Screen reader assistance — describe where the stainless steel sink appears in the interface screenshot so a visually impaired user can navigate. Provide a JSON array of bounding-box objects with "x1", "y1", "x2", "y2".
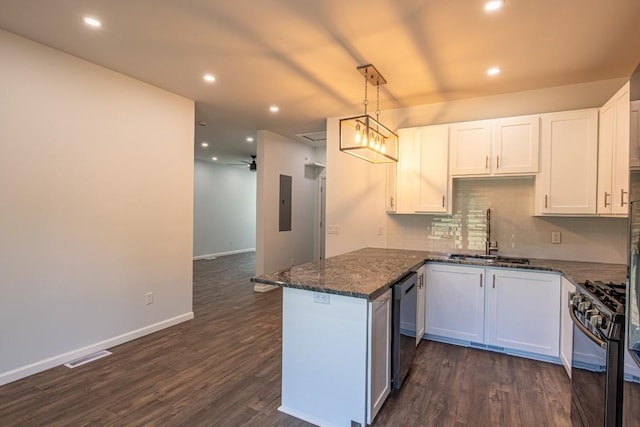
[{"x1": 446, "y1": 253, "x2": 530, "y2": 265}]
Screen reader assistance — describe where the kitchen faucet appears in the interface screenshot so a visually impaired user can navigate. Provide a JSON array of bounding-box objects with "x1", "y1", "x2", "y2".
[{"x1": 485, "y1": 208, "x2": 499, "y2": 255}]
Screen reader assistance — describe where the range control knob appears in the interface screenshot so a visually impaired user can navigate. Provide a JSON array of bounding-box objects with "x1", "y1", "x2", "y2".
[
  {"x1": 579, "y1": 301, "x2": 591, "y2": 313},
  {"x1": 600, "y1": 315, "x2": 609, "y2": 329}
]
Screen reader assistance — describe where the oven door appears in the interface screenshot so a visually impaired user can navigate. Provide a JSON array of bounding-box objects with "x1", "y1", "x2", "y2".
[{"x1": 570, "y1": 306, "x2": 608, "y2": 427}]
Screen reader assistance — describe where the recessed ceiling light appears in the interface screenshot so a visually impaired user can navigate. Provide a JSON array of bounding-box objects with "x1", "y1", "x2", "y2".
[
  {"x1": 484, "y1": 0, "x2": 504, "y2": 12},
  {"x1": 246, "y1": 137, "x2": 254, "y2": 142},
  {"x1": 269, "y1": 105, "x2": 279, "y2": 113},
  {"x1": 83, "y1": 17, "x2": 102, "y2": 28},
  {"x1": 487, "y1": 67, "x2": 501, "y2": 76},
  {"x1": 211, "y1": 156, "x2": 218, "y2": 161},
  {"x1": 203, "y1": 74, "x2": 216, "y2": 83},
  {"x1": 201, "y1": 142, "x2": 209, "y2": 147}
]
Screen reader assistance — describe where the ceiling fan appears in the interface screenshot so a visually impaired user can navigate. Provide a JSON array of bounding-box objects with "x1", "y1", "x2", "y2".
[{"x1": 227, "y1": 155, "x2": 257, "y2": 171}]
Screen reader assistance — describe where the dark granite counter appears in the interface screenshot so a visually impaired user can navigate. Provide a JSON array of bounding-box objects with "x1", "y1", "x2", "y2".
[{"x1": 250, "y1": 247, "x2": 627, "y2": 300}]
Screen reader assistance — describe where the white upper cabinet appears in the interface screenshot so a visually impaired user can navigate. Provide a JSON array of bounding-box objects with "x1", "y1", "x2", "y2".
[
  {"x1": 630, "y1": 100, "x2": 640, "y2": 170},
  {"x1": 450, "y1": 115, "x2": 539, "y2": 176},
  {"x1": 493, "y1": 116, "x2": 540, "y2": 174},
  {"x1": 535, "y1": 109, "x2": 599, "y2": 215},
  {"x1": 415, "y1": 125, "x2": 450, "y2": 213},
  {"x1": 385, "y1": 162, "x2": 397, "y2": 212},
  {"x1": 449, "y1": 120, "x2": 492, "y2": 175},
  {"x1": 597, "y1": 82, "x2": 630, "y2": 216},
  {"x1": 390, "y1": 125, "x2": 450, "y2": 214}
]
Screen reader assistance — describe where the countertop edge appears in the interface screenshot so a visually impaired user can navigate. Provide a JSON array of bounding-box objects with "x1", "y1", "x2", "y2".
[{"x1": 251, "y1": 250, "x2": 626, "y2": 301}]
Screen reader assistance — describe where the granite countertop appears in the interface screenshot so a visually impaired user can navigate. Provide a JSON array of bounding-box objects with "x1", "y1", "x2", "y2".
[{"x1": 250, "y1": 247, "x2": 628, "y2": 300}]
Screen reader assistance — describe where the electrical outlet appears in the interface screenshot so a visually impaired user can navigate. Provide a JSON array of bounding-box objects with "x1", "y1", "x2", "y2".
[
  {"x1": 327, "y1": 225, "x2": 340, "y2": 234},
  {"x1": 377, "y1": 225, "x2": 384, "y2": 236},
  {"x1": 145, "y1": 292, "x2": 154, "y2": 305},
  {"x1": 551, "y1": 231, "x2": 561, "y2": 244},
  {"x1": 313, "y1": 293, "x2": 330, "y2": 304}
]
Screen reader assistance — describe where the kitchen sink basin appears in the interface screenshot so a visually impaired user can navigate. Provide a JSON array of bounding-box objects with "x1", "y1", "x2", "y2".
[{"x1": 446, "y1": 253, "x2": 530, "y2": 265}]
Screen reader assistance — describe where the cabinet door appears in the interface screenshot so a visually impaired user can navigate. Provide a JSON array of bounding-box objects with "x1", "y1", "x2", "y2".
[
  {"x1": 449, "y1": 120, "x2": 492, "y2": 176},
  {"x1": 597, "y1": 100, "x2": 615, "y2": 214},
  {"x1": 493, "y1": 115, "x2": 539, "y2": 175},
  {"x1": 611, "y1": 83, "x2": 630, "y2": 214},
  {"x1": 415, "y1": 125, "x2": 450, "y2": 213},
  {"x1": 416, "y1": 265, "x2": 426, "y2": 345},
  {"x1": 385, "y1": 163, "x2": 397, "y2": 212},
  {"x1": 560, "y1": 277, "x2": 576, "y2": 378},
  {"x1": 630, "y1": 101, "x2": 640, "y2": 169},
  {"x1": 394, "y1": 128, "x2": 418, "y2": 213},
  {"x1": 367, "y1": 289, "x2": 391, "y2": 424},
  {"x1": 425, "y1": 264, "x2": 485, "y2": 343},
  {"x1": 485, "y1": 269, "x2": 561, "y2": 357},
  {"x1": 598, "y1": 83, "x2": 630, "y2": 215},
  {"x1": 537, "y1": 109, "x2": 598, "y2": 215}
]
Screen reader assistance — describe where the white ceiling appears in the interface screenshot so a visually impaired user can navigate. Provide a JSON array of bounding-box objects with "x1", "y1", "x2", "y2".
[{"x1": 1, "y1": 0, "x2": 639, "y2": 164}]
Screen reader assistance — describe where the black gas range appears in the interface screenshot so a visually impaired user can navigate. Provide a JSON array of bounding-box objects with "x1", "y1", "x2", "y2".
[{"x1": 570, "y1": 280, "x2": 626, "y2": 427}]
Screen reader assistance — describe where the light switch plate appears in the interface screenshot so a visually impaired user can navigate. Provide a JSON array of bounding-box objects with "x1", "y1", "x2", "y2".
[
  {"x1": 327, "y1": 225, "x2": 339, "y2": 234},
  {"x1": 551, "y1": 231, "x2": 561, "y2": 244}
]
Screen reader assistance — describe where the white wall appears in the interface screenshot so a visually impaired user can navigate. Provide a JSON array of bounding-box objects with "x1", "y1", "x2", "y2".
[
  {"x1": 0, "y1": 30, "x2": 194, "y2": 384},
  {"x1": 193, "y1": 160, "x2": 256, "y2": 258},
  {"x1": 255, "y1": 131, "x2": 319, "y2": 276},
  {"x1": 326, "y1": 78, "x2": 629, "y2": 261}
]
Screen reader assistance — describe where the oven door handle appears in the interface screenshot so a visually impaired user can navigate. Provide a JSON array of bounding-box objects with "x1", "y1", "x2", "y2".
[{"x1": 569, "y1": 304, "x2": 607, "y2": 349}]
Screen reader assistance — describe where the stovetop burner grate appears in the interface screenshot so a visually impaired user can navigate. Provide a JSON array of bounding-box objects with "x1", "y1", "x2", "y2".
[{"x1": 580, "y1": 280, "x2": 626, "y2": 314}]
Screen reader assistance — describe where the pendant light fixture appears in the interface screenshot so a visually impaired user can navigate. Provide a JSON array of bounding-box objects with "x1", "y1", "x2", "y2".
[{"x1": 339, "y1": 64, "x2": 398, "y2": 163}]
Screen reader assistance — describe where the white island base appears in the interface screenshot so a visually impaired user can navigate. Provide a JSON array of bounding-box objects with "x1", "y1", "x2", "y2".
[{"x1": 279, "y1": 287, "x2": 392, "y2": 427}]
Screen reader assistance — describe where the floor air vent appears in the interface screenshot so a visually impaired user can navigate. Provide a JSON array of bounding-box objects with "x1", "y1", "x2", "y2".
[{"x1": 64, "y1": 350, "x2": 112, "y2": 368}]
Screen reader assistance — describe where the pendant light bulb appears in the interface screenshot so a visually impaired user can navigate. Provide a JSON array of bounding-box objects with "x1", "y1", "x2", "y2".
[{"x1": 354, "y1": 123, "x2": 361, "y2": 143}]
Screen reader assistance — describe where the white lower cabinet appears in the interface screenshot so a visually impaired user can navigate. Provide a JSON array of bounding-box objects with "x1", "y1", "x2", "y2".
[
  {"x1": 367, "y1": 289, "x2": 392, "y2": 424},
  {"x1": 560, "y1": 277, "x2": 576, "y2": 377},
  {"x1": 416, "y1": 265, "x2": 426, "y2": 345},
  {"x1": 425, "y1": 264, "x2": 485, "y2": 343},
  {"x1": 425, "y1": 263, "x2": 562, "y2": 360},
  {"x1": 281, "y1": 287, "x2": 391, "y2": 426},
  {"x1": 485, "y1": 268, "x2": 561, "y2": 357}
]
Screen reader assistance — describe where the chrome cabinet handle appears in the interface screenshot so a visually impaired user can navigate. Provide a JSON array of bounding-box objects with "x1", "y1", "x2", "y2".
[
  {"x1": 442, "y1": 195, "x2": 445, "y2": 208},
  {"x1": 492, "y1": 275, "x2": 496, "y2": 289},
  {"x1": 622, "y1": 189, "x2": 628, "y2": 207},
  {"x1": 545, "y1": 195, "x2": 548, "y2": 209},
  {"x1": 485, "y1": 156, "x2": 489, "y2": 170},
  {"x1": 390, "y1": 196, "x2": 394, "y2": 208},
  {"x1": 604, "y1": 192, "x2": 611, "y2": 208},
  {"x1": 496, "y1": 155, "x2": 500, "y2": 169},
  {"x1": 480, "y1": 273, "x2": 483, "y2": 287}
]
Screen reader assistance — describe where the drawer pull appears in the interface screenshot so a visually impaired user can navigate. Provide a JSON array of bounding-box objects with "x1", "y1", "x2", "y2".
[
  {"x1": 622, "y1": 189, "x2": 628, "y2": 207},
  {"x1": 480, "y1": 273, "x2": 483, "y2": 287}
]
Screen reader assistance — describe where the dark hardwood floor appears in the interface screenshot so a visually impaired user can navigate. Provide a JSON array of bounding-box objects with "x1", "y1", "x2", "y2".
[{"x1": 0, "y1": 252, "x2": 571, "y2": 426}]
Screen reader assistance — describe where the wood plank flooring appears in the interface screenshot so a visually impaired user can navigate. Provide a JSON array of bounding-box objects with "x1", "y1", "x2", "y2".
[{"x1": 0, "y1": 252, "x2": 571, "y2": 426}]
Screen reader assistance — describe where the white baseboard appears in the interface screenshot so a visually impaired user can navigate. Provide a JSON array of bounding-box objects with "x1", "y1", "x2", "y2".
[
  {"x1": 193, "y1": 248, "x2": 256, "y2": 260},
  {"x1": 253, "y1": 283, "x2": 279, "y2": 293},
  {"x1": 0, "y1": 312, "x2": 194, "y2": 386}
]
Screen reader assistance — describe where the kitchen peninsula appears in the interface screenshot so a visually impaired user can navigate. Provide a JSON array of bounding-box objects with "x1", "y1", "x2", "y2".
[{"x1": 251, "y1": 247, "x2": 626, "y2": 427}]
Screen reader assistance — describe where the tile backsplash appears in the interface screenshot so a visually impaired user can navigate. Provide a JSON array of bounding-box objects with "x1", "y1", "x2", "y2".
[{"x1": 387, "y1": 177, "x2": 627, "y2": 264}]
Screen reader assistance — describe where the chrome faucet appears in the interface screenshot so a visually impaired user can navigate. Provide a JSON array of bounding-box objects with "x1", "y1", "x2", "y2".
[{"x1": 485, "y1": 208, "x2": 499, "y2": 255}]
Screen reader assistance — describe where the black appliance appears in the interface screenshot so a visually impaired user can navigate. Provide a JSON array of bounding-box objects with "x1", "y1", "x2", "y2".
[
  {"x1": 570, "y1": 280, "x2": 625, "y2": 427},
  {"x1": 626, "y1": 200, "x2": 640, "y2": 425},
  {"x1": 392, "y1": 271, "x2": 417, "y2": 390}
]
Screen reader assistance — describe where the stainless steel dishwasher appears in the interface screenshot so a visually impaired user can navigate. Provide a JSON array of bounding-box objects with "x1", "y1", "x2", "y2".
[{"x1": 392, "y1": 271, "x2": 418, "y2": 390}]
